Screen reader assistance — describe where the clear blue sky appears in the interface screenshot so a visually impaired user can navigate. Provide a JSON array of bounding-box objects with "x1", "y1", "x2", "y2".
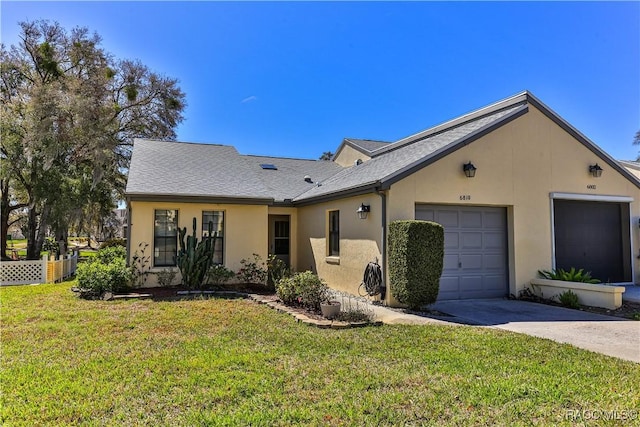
[{"x1": 2, "y1": 1, "x2": 639, "y2": 161}]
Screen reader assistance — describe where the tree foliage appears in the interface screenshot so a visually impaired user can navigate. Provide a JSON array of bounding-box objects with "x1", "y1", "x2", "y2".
[
  {"x1": 0, "y1": 20, "x2": 186, "y2": 259},
  {"x1": 319, "y1": 151, "x2": 334, "y2": 161}
]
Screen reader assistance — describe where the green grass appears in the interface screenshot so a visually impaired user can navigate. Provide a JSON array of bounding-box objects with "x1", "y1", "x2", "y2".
[{"x1": 1, "y1": 283, "x2": 638, "y2": 426}]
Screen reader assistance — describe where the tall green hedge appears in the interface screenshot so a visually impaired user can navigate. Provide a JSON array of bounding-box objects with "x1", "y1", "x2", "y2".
[{"x1": 388, "y1": 220, "x2": 444, "y2": 309}]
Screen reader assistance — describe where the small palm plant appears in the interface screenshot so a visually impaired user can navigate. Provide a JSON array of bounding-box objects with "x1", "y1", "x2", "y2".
[{"x1": 538, "y1": 267, "x2": 600, "y2": 284}]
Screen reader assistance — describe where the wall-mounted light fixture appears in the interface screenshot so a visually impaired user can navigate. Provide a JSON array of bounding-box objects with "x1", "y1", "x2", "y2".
[
  {"x1": 463, "y1": 162, "x2": 477, "y2": 178},
  {"x1": 589, "y1": 163, "x2": 603, "y2": 178},
  {"x1": 356, "y1": 203, "x2": 370, "y2": 220}
]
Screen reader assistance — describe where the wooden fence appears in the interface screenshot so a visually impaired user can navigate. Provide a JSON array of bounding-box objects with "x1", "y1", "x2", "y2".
[{"x1": 1, "y1": 254, "x2": 78, "y2": 286}]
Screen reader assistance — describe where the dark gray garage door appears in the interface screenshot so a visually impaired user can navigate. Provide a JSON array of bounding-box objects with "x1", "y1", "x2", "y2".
[
  {"x1": 553, "y1": 200, "x2": 631, "y2": 283},
  {"x1": 415, "y1": 205, "x2": 508, "y2": 300}
]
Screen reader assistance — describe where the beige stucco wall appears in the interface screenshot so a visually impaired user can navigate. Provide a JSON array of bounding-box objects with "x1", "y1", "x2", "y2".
[
  {"x1": 128, "y1": 201, "x2": 269, "y2": 286},
  {"x1": 333, "y1": 144, "x2": 371, "y2": 167},
  {"x1": 387, "y1": 104, "x2": 640, "y2": 299},
  {"x1": 296, "y1": 194, "x2": 382, "y2": 296}
]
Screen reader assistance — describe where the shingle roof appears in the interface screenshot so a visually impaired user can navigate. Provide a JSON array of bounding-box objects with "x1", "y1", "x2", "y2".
[
  {"x1": 241, "y1": 155, "x2": 344, "y2": 201},
  {"x1": 126, "y1": 91, "x2": 640, "y2": 204},
  {"x1": 343, "y1": 138, "x2": 391, "y2": 154},
  {"x1": 125, "y1": 139, "x2": 344, "y2": 202},
  {"x1": 294, "y1": 104, "x2": 527, "y2": 202}
]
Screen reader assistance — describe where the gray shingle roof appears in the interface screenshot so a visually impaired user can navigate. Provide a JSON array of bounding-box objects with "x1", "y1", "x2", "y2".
[
  {"x1": 126, "y1": 139, "x2": 344, "y2": 202},
  {"x1": 343, "y1": 138, "x2": 391, "y2": 154},
  {"x1": 126, "y1": 91, "x2": 640, "y2": 204},
  {"x1": 241, "y1": 155, "x2": 344, "y2": 201},
  {"x1": 294, "y1": 104, "x2": 527, "y2": 202}
]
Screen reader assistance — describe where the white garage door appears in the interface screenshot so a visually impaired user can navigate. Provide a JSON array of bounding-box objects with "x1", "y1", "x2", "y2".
[{"x1": 415, "y1": 205, "x2": 508, "y2": 300}]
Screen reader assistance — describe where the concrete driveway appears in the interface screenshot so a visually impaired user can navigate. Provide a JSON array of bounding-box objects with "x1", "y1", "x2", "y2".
[{"x1": 430, "y1": 299, "x2": 640, "y2": 363}]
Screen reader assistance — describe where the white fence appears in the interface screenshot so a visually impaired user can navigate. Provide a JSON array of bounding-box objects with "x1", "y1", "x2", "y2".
[{"x1": 1, "y1": 254, "x2": 78, "y2": 286}]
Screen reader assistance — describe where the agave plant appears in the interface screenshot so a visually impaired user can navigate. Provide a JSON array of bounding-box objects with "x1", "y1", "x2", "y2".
[{"x1": 538, "y1": 267, "x2": 600, "y2": 284}]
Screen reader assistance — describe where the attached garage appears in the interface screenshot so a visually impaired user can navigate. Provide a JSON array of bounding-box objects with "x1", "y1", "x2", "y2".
[
  {"x1": 415, "y1": 205, "x2": 508, "y2": 300},
  {"x1": 552, "y1": 197, "x2": 632, "y2": 283}
]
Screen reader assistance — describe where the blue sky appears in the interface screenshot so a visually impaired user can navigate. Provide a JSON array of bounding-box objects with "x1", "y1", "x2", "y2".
[{"x1": 2, "y1": 1, "x2": 639, "y2": 161}]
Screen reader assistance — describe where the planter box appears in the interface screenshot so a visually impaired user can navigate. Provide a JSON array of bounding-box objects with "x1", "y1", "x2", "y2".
[
  {"x1": 320, "y1": 301, "x2": 341, "y2": 319},
  {"x1": 530, "y1": 278, "x2": 625, "y2": 310}
]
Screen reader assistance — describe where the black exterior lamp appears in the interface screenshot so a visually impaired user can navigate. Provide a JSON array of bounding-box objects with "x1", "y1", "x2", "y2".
[
  {"x1": 356, "y1": 203, "x2": 370, "y2": 220},
  {"x1": 589, "y1": 163, "x2": 603, "y2": 178},
  {"x1": 463, "y1": 162, "x2": 477, "y2": 178}
]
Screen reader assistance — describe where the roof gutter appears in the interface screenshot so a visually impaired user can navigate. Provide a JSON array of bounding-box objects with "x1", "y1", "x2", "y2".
[
  {"x1": 126, "y1": 194, "x2": 275, "y2": 205},
  {"x1": 292, "y1": 182, "x2": 381, "y2": 207}
]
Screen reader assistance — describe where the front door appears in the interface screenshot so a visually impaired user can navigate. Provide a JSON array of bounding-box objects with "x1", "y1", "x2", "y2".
[{"x1": 269, "y1": 215, "x2": 290, "y2": 267}]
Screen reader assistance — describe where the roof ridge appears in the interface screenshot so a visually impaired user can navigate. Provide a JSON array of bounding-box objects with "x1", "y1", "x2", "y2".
[
  {"x1": 134, "y1": 138, "x2": 231, "y2": 148},
  {"x1": 242, "y1": 154, "x2": 322, "y2": 162},
  {"x1": 370, "y1": 91, "x2": 530, "y2": 157}
]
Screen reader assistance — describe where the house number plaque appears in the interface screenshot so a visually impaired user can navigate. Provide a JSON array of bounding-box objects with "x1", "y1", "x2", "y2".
[
  {"x1": 587, "y1": 185, "x2": 596, "y2": 190},
  {"x1": 459, "y1": 195, "x2": 471, "y2": 201}
]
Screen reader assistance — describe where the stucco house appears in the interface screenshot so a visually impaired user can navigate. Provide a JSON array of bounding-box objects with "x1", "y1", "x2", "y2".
[{"x1": 125, "y1": 91, "x2": 640, "y2": 305}]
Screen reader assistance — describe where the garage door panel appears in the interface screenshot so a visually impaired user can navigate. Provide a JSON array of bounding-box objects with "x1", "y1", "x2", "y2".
[
  {"x1": 439, "y1": 276, "x2": 460, "y2": 299},
  {"x1": 460, "y1": 276, "x2": 483, "y2": 291},
  {"x1": 461, "y1": 232, "x2": 482, "y2": 249},
  {"x1": 483, "y1": 254, "x2": 505, "y2": 270},
  {"x1": 437, "y1": 211, "x2": 460, "y2": 227},
  {"x1": 415, "y1": 204, "x2": 508, "y2": 300},
  {"x1": 484, "y1": 232, "x2": 505, "y2": 249},
  {"x1": 461, "y1": 211, "x2": 482, "y2": 228},
  {"x1": 483, "y1": 211, "x2": 504, "y2": 228},
  {"x1": 460, "y1": 254, "x2": 482, "y2": 269},
  {"x1": 443, "y1": 254, "x2": 459, "y2": 270},
  {"x1": 484, "y1": 275, "x2": 507, "y2": 291},
  {"x1": 443, "y1": 232, "x2": 459, "y2": 249}
]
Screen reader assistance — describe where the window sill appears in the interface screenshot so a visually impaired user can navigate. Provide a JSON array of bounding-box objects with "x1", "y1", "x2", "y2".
[{"x1": 325, "y1": 256, "x2": 340, "y2": 265}]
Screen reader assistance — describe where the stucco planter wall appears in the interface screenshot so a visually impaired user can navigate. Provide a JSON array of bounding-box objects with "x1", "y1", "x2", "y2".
[{"x1": 529, "y1": 278, "x2": 625, "y2": 310}]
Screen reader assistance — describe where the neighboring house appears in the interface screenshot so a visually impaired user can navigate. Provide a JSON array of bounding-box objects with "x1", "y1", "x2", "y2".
[{"x1": 125, "y1": 91, "x2": 640, "y2": 305}]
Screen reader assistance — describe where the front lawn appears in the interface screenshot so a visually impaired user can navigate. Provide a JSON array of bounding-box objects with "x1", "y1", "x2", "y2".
[{"x1": 1, "y1": 283, "x2": 638, "y2": 425}]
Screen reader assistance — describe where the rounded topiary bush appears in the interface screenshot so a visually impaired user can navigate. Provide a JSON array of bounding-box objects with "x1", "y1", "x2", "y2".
[{"x1": 388, "y1": 220, "x2": 444, "y2": 310}]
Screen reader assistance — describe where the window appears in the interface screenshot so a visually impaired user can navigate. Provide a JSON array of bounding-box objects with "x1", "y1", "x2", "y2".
[
  {"x1": 202, "y1": 211, "x2": 224, "y2": 265},
  {"x1": 328, "y1": 210, "x2": 340, "y2": 256},
  {"x1": 154, "y1": 209, "x2": 178, "y2": 267},
  {"x1": 273, "y1": 220, "x2": 289, "y2": 255}
]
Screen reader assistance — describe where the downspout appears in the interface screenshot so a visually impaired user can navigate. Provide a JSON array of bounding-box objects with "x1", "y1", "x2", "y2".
[{"x1": 377, "y1": 189, "x2": 387, "y2": 303}]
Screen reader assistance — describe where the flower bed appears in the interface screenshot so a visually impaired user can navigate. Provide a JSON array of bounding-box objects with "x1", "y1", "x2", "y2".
[{"x1": 529, "y1": 278, "x2": 625, "y2": 310}]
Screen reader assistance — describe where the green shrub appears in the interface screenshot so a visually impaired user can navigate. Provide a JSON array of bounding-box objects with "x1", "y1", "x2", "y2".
[
  {"x1": 206, "y1": 264, "x2": 235, "y2": 286},
  {"x1": 156, "y1": 268, "x2": 177, "y2": 287},
  {"x1": 267, "y1": 254, "x2": 290, "y2": 287},
  {"x1": 557, "y1": 289, "x2": 580, "y2": 309},
  {"x1": 76, "y1": 257, "x2": 132, "y2": 296},
  {"x1": 95, "y1": 246, "x2": 127, "y2": 265},
  {"x1": 100, "y1": 238, "x2": 126, "y2": 249},
  {"x1": 275, "y1": 276, "x2": 298, "y2": 306},
  {"x1": 236, "y1": 254, "x2": 267, "y2": 285},
  {"x1": 388, "y1": 220, "x2": 444, "y2": 310},
  {"x1": 276, "y1": 271, "x2": 329, "y2": 312},
  {"x1": 538, "y1": 268, "x2": 600, "y2": 284}
]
